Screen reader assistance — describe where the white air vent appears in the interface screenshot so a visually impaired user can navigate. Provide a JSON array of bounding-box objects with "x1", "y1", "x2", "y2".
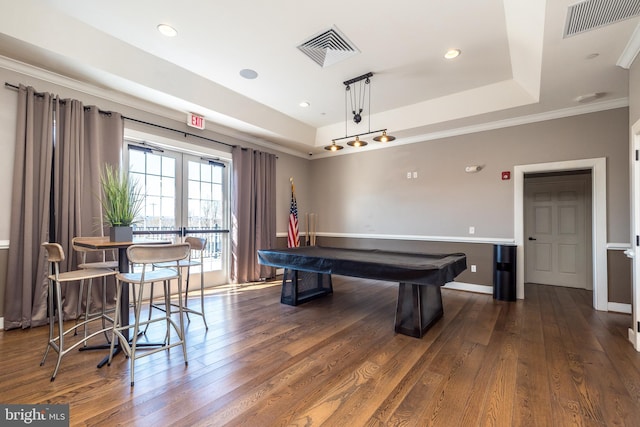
[
  {"x1": 564, "y1": 0, "x2": 640, "y2": 37},
  {"x1": 297, "y1": 26, "x2": 360, "y2": 67}
]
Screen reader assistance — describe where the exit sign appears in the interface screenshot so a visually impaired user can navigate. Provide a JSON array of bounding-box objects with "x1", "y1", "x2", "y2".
[{"x1": 187, "y1": 112, "x2": 205, "y2": 130}]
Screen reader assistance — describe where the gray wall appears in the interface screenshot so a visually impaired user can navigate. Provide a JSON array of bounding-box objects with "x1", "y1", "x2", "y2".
[
  {"x1": 275, "y1": 153, "x2": 312, "y2": 234},
  {"x1": 308, "y1": 108, "x2": 631, "y2": 302},
  {"x1": 609, "y1": 250, "x2": 632, "y2": 303},
  {"x1": 310, "y1": 109, "x2": 629, "y2": 242}
]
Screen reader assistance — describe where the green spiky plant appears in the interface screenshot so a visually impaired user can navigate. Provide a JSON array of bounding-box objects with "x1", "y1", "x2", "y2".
[{"x1": 100, "y1": 164, "x2": 143, "y2": 227}]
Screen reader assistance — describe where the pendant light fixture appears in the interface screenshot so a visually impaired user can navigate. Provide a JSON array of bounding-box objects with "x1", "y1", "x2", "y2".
[
  {"x1": 328, "y1": 72, "x2": 395, "y2": 151},
  {"x1": 324, "y1": 141, "x2": 344, "y2": 151},
  {"x1": 372, "y1": 130, "x2": 396, "y2": 142},
  {"x1": 347, "y1": 136, "x2": 367, "y2": 147}
]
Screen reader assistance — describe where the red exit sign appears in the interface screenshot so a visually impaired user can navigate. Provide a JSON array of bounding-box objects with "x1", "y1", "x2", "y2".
[{"x1": 187, "y1": 112, "x2": 205, "y2": 130}]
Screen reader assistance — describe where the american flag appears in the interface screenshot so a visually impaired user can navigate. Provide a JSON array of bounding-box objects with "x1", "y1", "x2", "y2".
[{"x1": 287, "y1": 185, "x2": 300, "y2": 248}]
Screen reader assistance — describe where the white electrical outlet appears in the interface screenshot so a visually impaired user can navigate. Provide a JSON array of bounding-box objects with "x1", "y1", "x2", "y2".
[
  {"x1": 413, "y1": 171, "x2": 418, "y2": 179},
  {"x1": 469, "y1": 226, "x2": 475, "y2": 234},
  {"x1": 471, "y1": 265, "x2": 477, "y2": 273},
  {"x1": 406, "y1": 172, "x2": 412, "y2": 179}
]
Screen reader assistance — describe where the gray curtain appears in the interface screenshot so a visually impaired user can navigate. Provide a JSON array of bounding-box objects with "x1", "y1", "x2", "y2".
[
  {"x1": 231, "y1": 147, "x2": 276, "y2": 283},
  {"x1": 53, "y1": 102, "x2": 122, "y2": 318},
  {"x1": 4, "y1": 86, "x2": 55, "y2": 329},
  {"x1": 4, "y1": 85, "x2": 122, "y2": 329}
]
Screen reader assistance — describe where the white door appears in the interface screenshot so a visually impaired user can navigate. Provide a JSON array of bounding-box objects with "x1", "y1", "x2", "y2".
[{"x1": 524, "y1": 174, "x2": 591, "y2": 289}]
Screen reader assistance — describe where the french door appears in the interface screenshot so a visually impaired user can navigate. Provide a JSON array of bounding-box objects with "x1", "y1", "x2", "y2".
[{"x1": 127, "y1": 143, "x2": 229, "y2": 285}]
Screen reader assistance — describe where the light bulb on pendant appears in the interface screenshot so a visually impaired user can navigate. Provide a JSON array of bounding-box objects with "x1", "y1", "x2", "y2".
[
  {"x1": 324, "y1": 141, "x2": 344, "y2": 151},
  {"x1": 347, "y1": 136, "x2": 367, "y2": 147},
  {"x1": 373, "y1": 130, "x2": 396, "y2": 143}
]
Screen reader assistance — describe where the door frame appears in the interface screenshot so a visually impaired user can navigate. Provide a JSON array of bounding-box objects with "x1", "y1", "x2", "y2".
[
  {"x1": 124, "y1": 129, "x2": 232, "y2": 286},
  {"x1": 514, "y1": 158, "x2": 607, "y2": 310},
  {"x1": 629, "y1": 120, "x2": 640, "y2": 351}
]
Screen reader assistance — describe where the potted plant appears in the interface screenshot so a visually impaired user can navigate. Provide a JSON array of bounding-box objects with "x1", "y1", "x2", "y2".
[{"x1": 100, "y1": 164, "x2": 144, "y2": 242}]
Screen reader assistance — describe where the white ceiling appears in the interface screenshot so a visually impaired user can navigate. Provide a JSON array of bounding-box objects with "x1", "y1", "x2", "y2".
[{"x1": 0, "y1": 0, "x2": 638, "y2": 156}]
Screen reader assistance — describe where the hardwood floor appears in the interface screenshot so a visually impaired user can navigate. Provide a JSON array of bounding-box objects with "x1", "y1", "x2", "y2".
[{"x1": 1, "y1": 278, "x2": 639, "y2": 426}]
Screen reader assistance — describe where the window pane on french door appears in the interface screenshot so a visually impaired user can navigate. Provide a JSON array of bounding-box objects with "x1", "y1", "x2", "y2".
[
  {"x1": 129, "y1": 149, "x2": 178, "y2": 231},
  {"x1": 187, "y1": 160, "x2": 225, "y2": 271},
  {"x1": 187, "y1": 161, "x2": 223, "y2": 229}
]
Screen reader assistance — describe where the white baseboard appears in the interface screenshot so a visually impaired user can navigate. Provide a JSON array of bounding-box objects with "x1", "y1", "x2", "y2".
[
  {"x1": 629, "y1": 328, "x2": 640, "y2": 352},
  {"x1": 0, "y1": 317, "x2": 4, "y2": 331},
  {"x1": 443, "y1": 281, "x2": 494, "y2": 295},
  {"x1": 608, "y1": 302, "x2": 632, "y2": 314},
  {"x1": 272, "y1": 272, "x2": 493, "y2": 296},
  {"x1": 273, "y1": 273, "x2": 494, "y2": 295}
]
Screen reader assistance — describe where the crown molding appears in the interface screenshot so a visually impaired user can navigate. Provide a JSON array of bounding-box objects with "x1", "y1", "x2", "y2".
[
  {"x1": 314, "y1": 97, "x2": 628, "y2": 158},
  {"x1": 399, "y1": 98, "x2": 629, "y2": 146},
  {"x1": 617, "y1": 23, "x2": 640, "y2": 69},
  {"x1": 1, "y1": 54, "x2": 629, "y2": 161},
  {"x1": 0, "y1": 55, "x2": 310, "y2": 159}
]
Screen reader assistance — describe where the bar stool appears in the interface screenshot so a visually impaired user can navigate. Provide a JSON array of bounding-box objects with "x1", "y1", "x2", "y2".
[
  {"x1": 148, "y1": 236, "x2": 208, "y2": 330},
  {"x1": 109, "y1": 243, "x2": 190, "y2": 386},
  {"x1": 40, "y1": 242, "x2": 117, "y2": 381},
  {"x1": 72, "y1": 237, "x2": 119, "y2": 341}
]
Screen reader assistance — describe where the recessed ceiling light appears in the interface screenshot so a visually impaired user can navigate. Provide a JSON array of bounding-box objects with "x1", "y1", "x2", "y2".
[
  {"x1": 239, "y1": 69, "x2": 258, "y2": 79},
  {"x1": 299, "y1": 101, "x2": 310, "y2": 108},
  {"x1": 444, "y1": 49, "x2": 461, "y2": 59},
  {"x1": 157, "y1": 24, "x2": 177, "y2": 37}
]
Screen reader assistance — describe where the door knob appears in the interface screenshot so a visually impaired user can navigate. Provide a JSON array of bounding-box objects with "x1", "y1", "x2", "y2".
[{"x1": 528, "y1": 237, "x2": 537, "y2": 241}]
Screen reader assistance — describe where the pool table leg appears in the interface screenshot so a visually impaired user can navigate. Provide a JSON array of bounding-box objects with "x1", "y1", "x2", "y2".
[
  {"x1": 280, "y1": 269, "x2": 333, "y2": 306},
  {"x1": 394, "y1": 283, "x2": 443, "y2": 338}
]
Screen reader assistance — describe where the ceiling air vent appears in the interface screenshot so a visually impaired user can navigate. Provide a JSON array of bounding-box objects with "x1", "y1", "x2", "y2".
[
  {"x1": 297, "y1": 26, "x2": 360, "y2": 67},
  {"x1": 564, "y1": 0, "x2": 640, "y2": 37}
]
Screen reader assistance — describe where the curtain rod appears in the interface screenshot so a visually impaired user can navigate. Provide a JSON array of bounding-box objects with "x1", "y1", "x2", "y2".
[
  {"x1": 5, "y1": 82, "x2": 111, "y2": 113},
  {"x1": 122, "y1": 116, "x2": 235, "y2": 149},
  {"x1": 5, "y1": 82, "x2": 236, "y2": 149}
]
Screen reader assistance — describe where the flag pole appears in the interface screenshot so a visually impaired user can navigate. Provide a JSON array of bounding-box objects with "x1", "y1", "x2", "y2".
[{"x1": 305, "y1": 213, "x2": 309, "y2": 246}]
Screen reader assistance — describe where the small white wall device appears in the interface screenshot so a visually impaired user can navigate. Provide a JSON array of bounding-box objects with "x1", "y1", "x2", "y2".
[{"x1": 465, "y1": 165, "x2": 482, "y2": 173}]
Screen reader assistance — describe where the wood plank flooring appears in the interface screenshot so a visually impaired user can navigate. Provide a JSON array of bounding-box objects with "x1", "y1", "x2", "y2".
[{"x1": 1, "y1": 278, "x2": 639, "y2": 426}]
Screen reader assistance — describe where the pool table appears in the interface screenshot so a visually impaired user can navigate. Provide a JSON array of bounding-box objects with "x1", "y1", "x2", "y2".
[{"x1": 257, "y1": 246, "x2": 467, "y2": 338}]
